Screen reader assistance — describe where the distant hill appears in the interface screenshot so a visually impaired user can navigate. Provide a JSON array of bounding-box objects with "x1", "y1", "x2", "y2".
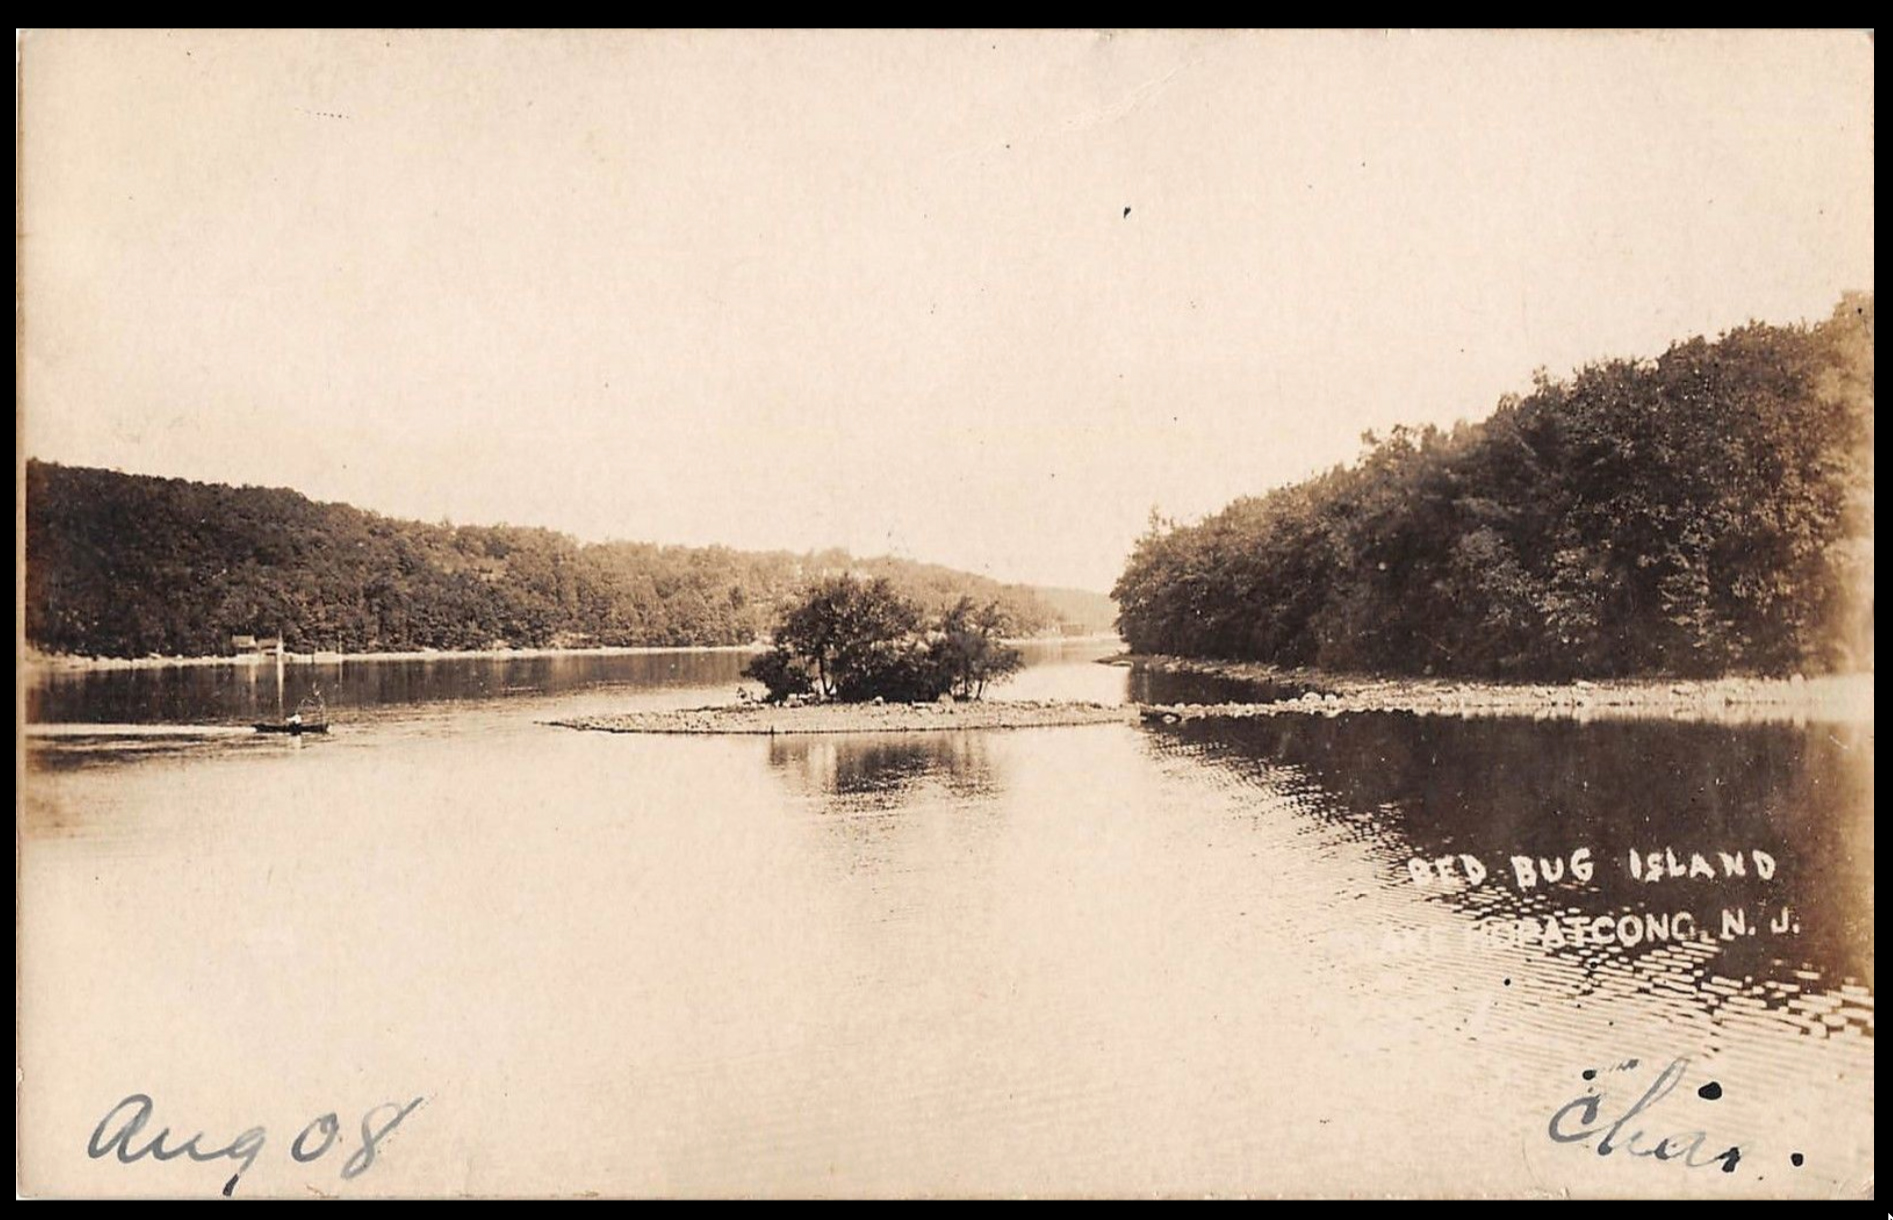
[
  {"x1": 1023, "y1": 585, "x2": 1120, "y2": 636},
  {"x1": 23, "y1": 462, "x2": 1113, "y2": 658}
]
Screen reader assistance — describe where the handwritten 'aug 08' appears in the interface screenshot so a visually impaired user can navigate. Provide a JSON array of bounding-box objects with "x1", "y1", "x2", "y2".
[{"x1": 87, "y1": 1092, "x2": 424, "y2": 1197}]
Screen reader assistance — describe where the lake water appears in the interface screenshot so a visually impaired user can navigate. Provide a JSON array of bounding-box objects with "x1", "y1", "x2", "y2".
[{"x1": 20, "y1": 643, "x2": 1874, "y2": 1197}]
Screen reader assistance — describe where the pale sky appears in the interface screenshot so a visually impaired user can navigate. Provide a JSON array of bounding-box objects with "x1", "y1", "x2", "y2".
[{"x1": 19, "y1": 29, "x2": 1876, "y2": 592}]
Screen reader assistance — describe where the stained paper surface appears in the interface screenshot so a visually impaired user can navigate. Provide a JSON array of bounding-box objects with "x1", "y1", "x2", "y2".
[{"x1": 17, "y1": 29, "x2": 1874, "y2": 1199}]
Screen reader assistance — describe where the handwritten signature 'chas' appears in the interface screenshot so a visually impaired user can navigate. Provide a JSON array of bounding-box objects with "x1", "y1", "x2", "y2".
[{"x1": 1548, "y1": 1057, "x2": 1742, "y2": 1173}]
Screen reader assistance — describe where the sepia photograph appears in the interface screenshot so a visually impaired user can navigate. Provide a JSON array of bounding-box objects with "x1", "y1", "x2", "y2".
[{"x1": 16, "y1": 29, "x2": 1874, "y2": 1199}]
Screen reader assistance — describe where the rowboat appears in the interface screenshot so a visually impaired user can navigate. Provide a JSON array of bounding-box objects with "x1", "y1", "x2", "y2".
[{"x1": 253, "y1": 639, "x2": 332, "y2": 734}]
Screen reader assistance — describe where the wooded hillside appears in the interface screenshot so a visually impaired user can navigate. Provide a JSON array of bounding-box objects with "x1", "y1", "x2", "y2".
[
  {"x1": 1113, "y1": 295, "x2": 1874, "y2": 678},
  {"x1": 25, "y1": 463, "x2": 1117, "y2": 657}
]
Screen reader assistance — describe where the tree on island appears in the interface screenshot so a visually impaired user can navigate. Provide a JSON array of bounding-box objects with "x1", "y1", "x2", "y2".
[
  {"x1": 743, "y1": 576, "x2": 1026, "y2": 704},
  {"x1": 776, "y1": 575, "x2": 921, "y2": 698},
  {"x1": 936, "y1": 595, "x2": 1025, "y2": 699}
]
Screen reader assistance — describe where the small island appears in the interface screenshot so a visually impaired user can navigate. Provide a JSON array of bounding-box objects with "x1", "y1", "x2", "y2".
[
  {"x1": 549, "y1": 699, "x2": 1134, "y2": 736},
  {"x1": 552, "y1": 575, "x2": 1136, "y2": 735},
  {"x1": 547, "y1": 668, "x2": 1873, "y2": 737}
]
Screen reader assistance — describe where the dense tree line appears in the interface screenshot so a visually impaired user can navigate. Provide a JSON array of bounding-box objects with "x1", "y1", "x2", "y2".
[
  {"x1": 1114, "y1": 294, "x2": 1875, "y2": 679},
  {"x1": 24, "y1": 463, "x2": 1112, "y2": 657}
]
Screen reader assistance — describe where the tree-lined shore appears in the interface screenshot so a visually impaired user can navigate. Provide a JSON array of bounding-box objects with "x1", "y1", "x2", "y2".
[
  {"x1": 1113, "y1": 295, "x2": 1874, "y2": 680},
  {"x1": 23, "y1": 462, "x2": 1116, "y2": 659}
]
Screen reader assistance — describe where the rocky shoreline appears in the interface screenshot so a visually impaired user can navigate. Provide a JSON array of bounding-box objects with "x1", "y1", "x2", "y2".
[
  {"x1": 548, "y1": 699, "x2": 1135, "y2": 736},
  {"x1": 1122, "y1": 654, "x2": 1875, "y2": 725}
]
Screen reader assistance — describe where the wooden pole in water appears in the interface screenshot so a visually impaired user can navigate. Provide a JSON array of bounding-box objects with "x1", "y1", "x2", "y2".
[{"x1": 276, "y1": 637, "x2": 285, "y2": 721}]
